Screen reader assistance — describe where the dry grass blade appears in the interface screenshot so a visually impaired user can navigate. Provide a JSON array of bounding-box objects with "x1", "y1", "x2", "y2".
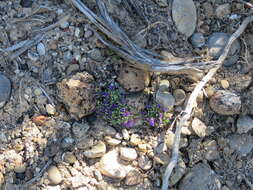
[
  {"x1": 161, "y1": 15, "x2": 253, "y2": 190},
  {"x1": 70, "y1": 0, "x2": 218, "y2": 75}
]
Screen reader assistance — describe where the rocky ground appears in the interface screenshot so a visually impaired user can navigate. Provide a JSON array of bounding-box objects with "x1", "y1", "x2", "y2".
[{"x1": 0, "y1": 0, "x2": 253, "y2": 190}]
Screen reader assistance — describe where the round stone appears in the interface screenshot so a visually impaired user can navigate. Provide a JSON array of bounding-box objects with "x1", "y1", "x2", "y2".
[
  {"x1": 190, "y1": 33, "x2": 205, "y2": 48},
  {"x1": 156, "y1": 90, "x2": 175, "y2": 110},
  {"x1": 47, "y1": 166, "x2": 62, "y2": 185},
  {"x1": 207, "y1": 32, "x2": 240, "y2": 66},
  {"x1": 209, "y1": 90, "x2": 241, "y2": 115},
  {"x1": 63, "y1": 152, "x2": 77, "y2": 164},
  {"x1": 37, "y1": 42, "x2": 46, "y2": 56},
  {"x1": 220, "y1": 80, "x2": 229, "y2": 89},
  {"x1": 46, "y1": 104, "x2": 56, "y2": 115},
  {"x1": 237, "y1": 115, "x2": 253, "y2": 134},
  {"x1": 0, "y1": 74, "x2": 11, "y2": 108},
  {"x1": 119, "y1": 147, "x2": 138, "y2": 161},
  {"x1": 173, "y1": 89, "x2": 186, "y2": 105}
]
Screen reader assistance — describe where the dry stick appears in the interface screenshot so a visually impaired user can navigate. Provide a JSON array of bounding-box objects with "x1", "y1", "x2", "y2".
[{"x1": 161, "y1": 15, "x2": 253, "y2": 190}]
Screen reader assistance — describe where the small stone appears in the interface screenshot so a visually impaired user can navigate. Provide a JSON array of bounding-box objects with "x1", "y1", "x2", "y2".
[
  {"x1": 170, "y1": 157, "x2": 186, "y2": 186},
  {"x1": 220, "y1": 80, "x2": 229, "y2": 89},
  {"x1": 122, "y1": 129, "x2": 130, "y2": 140},
  {"x1": 94, "y1": 170, "x2": 103, "y2": 181},
  {"x1": 190, "y1": 33, "x2": 205, "y2": 48},
  {"x1": 99, "y1": 150, "x2": 130, "y2": 179},
  {"x1": 61, "y1": 137, "x2": 75, "y2": 149},
  {"x1": 173, "y1": 89, "x2": 186, "y2": 105},
  {"x1": 47, "y1": 166, "x2": 62, "y2": 185},
  {"x1": 207, "y1": 32, "x2": 240, "y2": 66},
  {"x1": 156, "y1": 90, "x2": 175, "y2": 110},
  {"x1": 138, "y1": 155, "x2": 152, "y2": 171},
  {"x1": 37, "y1": 42, "x2": 46, "y2": 56},
  {"x1": 172, "y1": 0, "x2": 197, "y2": 37},
  {"x1": 60, "y1": 20, "x2": 69, "y2": 29},
  {"x1": 63, "y1": 152, "x2": 77, "y2": 164},
  {"x1": 191, "y1": 117, "x2": 207, "y2": 137},
  {"x1": 179, "y1": 163, "x2": 221, "y2": 190},
  {"x1": 74, "y1": 27, "x2": 84, "y2": 38},
  {"x1": 88, "y1": 48, "x2": 104, "y2": 62},
  {"x1": 159, "y1": 80, "x2": 170, "y2": 91},
  {"x1": 209, "y1": 90, "x2": 241, "y2": 115},
  {"x1": 105, "y1": 136, "x2": 121, "y2": 146},
  {"x1": 28, "y1": 51, "x2": 39, "y2": 62},
  {"x1": 104, "y1": 126, "x2": 117, "y2": 136},
  {"x1": 14, "y1": 164, "x2": 26, "y2": 173},
  {"x1": 0, "y1": 74, "x2": 11, "y2": 108},
  {"x1": 130, "y1": 134, "x2": 142, "y2": 146},
  {"x1": 203, "y1": 140, "x2": 219, "y2": 161},
  {"x1": 84, "y1": 30, "x2": 93, "y2": 38},
  {"x1": 237, "y1": 115, "x2": 253, "y2": 134},
  {"x1": 125, "y1": 170, "x2": 143, "y2": 186},
  {"x1": 66, "y1": 64, "x2": 80, "y2": 75},
  {"x1": 205, "y1": 86, "x2": 214, "y2": 97},
  {"x1": 228, "y1": 134, "x2": 253, "y2": 155},
  {"x1": 203, "y1": 2, "x2": 214, "y2": 17},
  {"x1": 34, "y1": 88, "x2": 42, "y2": 96},
  {"x1": 120, "y1": 147, "x2": 138, "y2": 161},
  {"x1": 84, "y1": 141, "x2": 106, "y2": 158},
  {"x1": 46, "y1": 104, "x2": 56, "y2": 115},
  {"x1": 72, "y1": 122, "x2": 90, "y2": 139},
  {"x1": 216, "y1": 4, "x2": 231, "y2": 18}
]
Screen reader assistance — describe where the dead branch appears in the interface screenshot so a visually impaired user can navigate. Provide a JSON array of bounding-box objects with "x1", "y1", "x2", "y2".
[{"x1": 161, "y1": 15, "x2": 253, "y2": 190}]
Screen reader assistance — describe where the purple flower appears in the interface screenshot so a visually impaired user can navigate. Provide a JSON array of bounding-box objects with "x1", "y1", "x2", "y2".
[
  {"x1": 123, "y1": 119, "x2": 134, "y2": 127},
  {"x1": 122, "y1": 111, "x2": 131, "y2": 117},
  {"x1": 148, "y1": 118, "x2": 155, "y2": 127},
  {"x1": 108, "y1": 83, "x2": 116, "y2": 90}
]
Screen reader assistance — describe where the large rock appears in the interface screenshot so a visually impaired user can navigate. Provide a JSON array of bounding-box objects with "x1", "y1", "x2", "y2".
[
  {"x1": 57, "y1": 72, "x2": 97, "y2": 119},
  {"x1": 209, "y1": 90, "x2": 241, "y2": 115},
  {"x1": 172, "y1": 0, "x2": 197, "y2": 37},
  {"x1": 0, "y1": 74, "x2": 11, "y2": 108},
  {"x1": 119, "y1": 147, "x2": 138, "y2": 161},
  {"x1": 179, "y1": 163, "x2": 221, "y2": 190}
]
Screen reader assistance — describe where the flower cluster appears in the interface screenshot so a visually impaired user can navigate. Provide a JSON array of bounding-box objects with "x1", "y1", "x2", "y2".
[{"x1": 98, "y1": 83, "x2": 135, "y2": 127}]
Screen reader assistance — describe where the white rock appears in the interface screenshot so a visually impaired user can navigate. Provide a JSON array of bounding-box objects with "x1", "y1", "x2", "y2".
[
  {"x1": 37, "y1": 42, "x2": 46, "y2": 56},
  {"x1": 191, "y1": 117, "x2": 207, "y2": 137},
  {"x1": 122, "y1": 129, "x2": 130, "y2": 140},
  {"x1": 46, "y1": 104, "x2": 56, "y2": 115},
  {"x1": 84, "y1": 141, "x2": 106, "y2": 158},
  {"x1": 119, "y1": 147, "x2": 138, "y2": 161}
]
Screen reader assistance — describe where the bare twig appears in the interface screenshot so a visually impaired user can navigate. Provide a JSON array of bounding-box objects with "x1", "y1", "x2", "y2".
[{"x1": 161, "y1": 15, "x2": 253, "y2": 190}]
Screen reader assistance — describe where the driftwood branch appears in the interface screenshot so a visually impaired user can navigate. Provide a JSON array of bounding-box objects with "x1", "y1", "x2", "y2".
[{"x1": 161, "y1": 15, "x2": 253, "y2": 190}]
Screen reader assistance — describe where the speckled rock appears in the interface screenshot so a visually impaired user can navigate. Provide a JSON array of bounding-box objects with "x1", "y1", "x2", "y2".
[
  {"x1": 156, "y1": 90, "x2": 175, "y2": 110},
  {"x1": 236, "y1": 115, "x2": 253, "y2": 134},
  {"x1": 191, "y1": 117, "x2": 207, "y2": 137},
  {"x1": 117, "y1": 66, "x2": 150, "y2": 92},
  {"x1": 209, "y1": 90, "x2": 241, "y2": 115},
  {"x1": 228, "y1": 134, "x2": 253, "y2": 155},
  {"x1": 190, "y1": 33, "x2": 205, "y2": 48},
  {"x1": 138, "y1": 155, "x2": 152, "y2": 171},
  {"x1": 172, "y1": 0, "x2": 197, "y2": 37},
  {"x1": 0, "y1": 74, "x2": 11, "y2": 108},
  {"x1": 47, "y1": 166, "x2": 62, "y2": 185},
  {"x1": 179, "y1": 163, "x2": 221, "y2": 190},
  {"x1": 63, "y1": 152, "x2": 77, "y2": 164},
  {"x1": 203, "y1": 140, "x2": 219, "y2": 161},
  {"x1": 207, "y1": 32, "x2": 240, "y2": 66},
  {"x1": 215, "y1": 4, "x2": 231, "y2": 18},
  {"x1": 173, "y1": 89, "x2": 186, "y2": 105},
  {"x1": 119, "y1": 147, "x2": 138, "y2": 161},
  {"x1": 125, "y1": 169, "x2": 143, "y2": 186},
  {"x1": 57, "y1": 72, "x2": 97, "y2": 119},
  {"x1": 84, "y1": 141, "x2": 106, "y2": 158}
]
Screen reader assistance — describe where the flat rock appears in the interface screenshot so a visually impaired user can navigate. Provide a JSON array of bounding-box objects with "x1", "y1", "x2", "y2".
[
  {"x1": 119, "y1": 147, "x2": 138, "y2": 161},
  {"x1": 179, "y1": 163, "x2": 221, "y2": 190},
  {"x1": 0, "y1": 74, "x2": 11, "y2": 108},
  {"x1": 47, "y1": 166, "x2": 62, "y2": 185},
  {"x1": 207, "y1": 32, "x2": 240, "y2": 66},
  {"x1": 228, "y1": 134, "x2": 253, "y2": 155},
  {"x1": 209, "y1": 90, "x2": 241, "y2": 115},
  {"x1": 203, "y1": 140, "x2": 219, "y2": 161},
  {"x1": 57, "y1": 72, "x2": 97, "y2": 119},
  {"x1": 156, "y1": 90, "x2": 175, "y2": 110},
  {"x1": 237, "y1": 115, "x2": 253, "y2": 134},
  {"x1": 99, "y1": 150, "x2": 132, "y2": 179},
  {"x1": 84, "y1": 141, "x2": 106, "y2": 158},
  {"x1": 191, "y1": 117, "x2": 208, "y2": 137},
  {"x1": 172, "y1": 0, "x2": 197, "y2": 37}
]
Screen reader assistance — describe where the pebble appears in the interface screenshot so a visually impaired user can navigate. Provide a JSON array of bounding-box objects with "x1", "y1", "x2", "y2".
[
  {"x1": 236, "y1": 115, "x2": 253, "y2": 134},
  {"x1": 93, "y1": 170, "x2": 103, "y2": 181},
  {"x1": 203, "y1": 140, "x2": 219, "y2": 161},
  {"x1": 119, "y1": 147, "x2": 138, "y2": 161},
  {"x1": 72, "y1": 122, "x2": 90, "y2": 139},
  {"x1": 172, "y1": 0, "x2": 197, "y2": 37},
  {"x1": 130, "y1": 134, "x2": 142, "y2": 146},
  {"x1": 125, "y1": 170, "x2": 143, "y2": 186},
  {"x1": 47, "y1": 166, "x2": 62, "y2": 185},
  {"x1": 99, "y1": 150, "x2": 131, "y2": 179},
  {"x1": 191, "y1": 117, "x2": 207, "y2": 137},
  {"x1": 0, "y1": 74, "x2": 11, "y2": 108},
  {"x1": 207, "y1": 32, "x2": 240, "y2": 66},
  {"x1": 209, "y1": 90, "x2": 241, "y2": 115},
  {"x1": 88, "y1": 48, "x2": 104, "y2": 62},
  {"x1": 104, "y1": 136, "x2": 121, "y2": 146},
  {"x1": 34, "y1": 88, "x2": 42, "y2": 96},
  {"x1": 66, "y1": 64, "x2": 80, "y2": 75},
  {"x1": 37, "y1": 42, "x2": 46, "y2": 56},
  {"x1": 138, "y1": 155, "x2": 152, "y2": 171},
  {"x1": 83, "y1": 141, "x2": 106, "y2": 158},
  {"x1": 179, "y1": 163, "x2": 221, "y2": 190},
  {"x1": 84, "y1": 30, "x2": 93, "y2": 38},
  {"x1": 60, "y1": 20, "x2": 69, "y2": 29},
  {"x1": 205, "y1": 85, "x2": 215, "y2": 97},
  {"x1": 228, "y1": 134, "x2": 253, "y2": 155},
  {"x1": 215, "y1": 4, "x2": 231, "y2": 18},
  {"x1": 158, "y1": 80, "x2": 170, "y2": 91},
  {"x1": 46, "y1": 104, "x2": 56, "y2": 115},
  {"x1": 74, "y1": 27, "x2": 84, "y2": 38},
  {"x1": 14, "y1": 164, "x2": 26, "y2": 173},
  {"x1": 122, "y1": 129, "x2": 130, "y2": 140},
  {"x1": 220, "y1": 79, "x2": 229, "y2": 89},
  {"x1": 156, "y1": 90, "x2": 175, "y2": 110},
  {"x1": 61, "y1": 137, "x2": 75, "y2": 149},
  {"x1": 63, "y1": 152, "x2": 77, "y2": 164},
  {"x1": 28, "y1": 51, "x2": 39, "y2": 62},
  {"x1": 190, "y1": 33, "x2": 205, "y2": 48},
  {"x1": 173, "y1": 89, "x2": 186, "y2": 105}
]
